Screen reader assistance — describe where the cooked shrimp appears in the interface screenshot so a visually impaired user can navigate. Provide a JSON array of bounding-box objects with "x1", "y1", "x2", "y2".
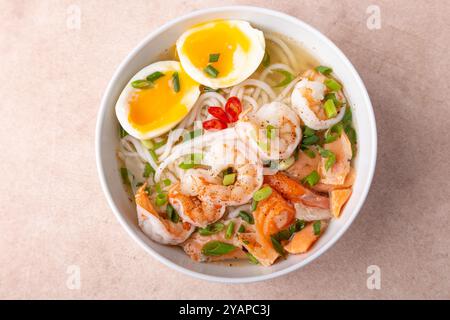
[
  {"x1": 264, "y1": 172, "x2": 330, "y2": 209},
  {"x1": 168, "y1": 182, "x2": 226, "y2": 227},
  {"x1": 236, "y1": 101, "x2": 301, "y2": 161},
  {"x1": 291, "y1": 69, "x2": 346, "y2": 130},
  {"x1": 183, "y1": 163, "x2": 263, "y2": 207},
  {"x1": 239, "y1": 186, "x2": 295, "y2": 266},
  {"x1": 135, "y1": 183, "x2": 195, "y2": 245},
  {"x1": 182, "y1": 219, "x2": 246, "y2": 262},
  {"x1": 319, "y1": 132, "x2": 352, "y2": 185}
]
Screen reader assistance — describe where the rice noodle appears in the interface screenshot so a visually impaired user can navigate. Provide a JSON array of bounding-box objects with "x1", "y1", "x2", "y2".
[
  {"x1": 265, "y1": 34, "x2": 298, "y2": 71},
  {"x1": 253, "y1": 63, "x2": 294, "y2": 101},
  {"x1": 154, "y1": 128, "x2": 238, "y2": 181},
  {"x1": 121, "y1": 135, "x2": 158, "y2": 170},
  {"x1": 229, "y1": 79, "x2": 276, "y2": 101}
]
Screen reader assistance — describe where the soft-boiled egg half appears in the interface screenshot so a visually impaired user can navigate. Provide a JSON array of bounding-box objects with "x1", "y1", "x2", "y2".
[
  {"x1": 116, "y1": 61, "x2": 200, "y2": 140},
  {"x1": 176, "y1": 20, "x2": 265, "y2": 89}
]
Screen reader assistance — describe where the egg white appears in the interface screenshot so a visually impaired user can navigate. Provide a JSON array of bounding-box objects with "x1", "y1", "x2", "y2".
[
  {"x1": 176, "y1": 20, "x2": 265, "y2": 89},
  {"x1": 115, "y1": 61, "x2": 200, "y2": 140}
]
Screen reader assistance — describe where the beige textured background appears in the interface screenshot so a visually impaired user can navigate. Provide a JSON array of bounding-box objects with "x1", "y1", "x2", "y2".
[{"x1": 1, "y1": 0, "x2": 449, "y2": 299}]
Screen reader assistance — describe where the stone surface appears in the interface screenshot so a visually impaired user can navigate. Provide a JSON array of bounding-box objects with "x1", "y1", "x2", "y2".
[{"x1": 0, "y1": 0, "x2": 449, "y2": 299}]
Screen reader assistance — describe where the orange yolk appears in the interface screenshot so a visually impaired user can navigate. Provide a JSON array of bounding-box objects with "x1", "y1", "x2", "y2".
[
  {"x1": 128, "y1": 70, "x2": 196, "y2": 133},
  {"x1": 181, "y1": 21, "x2": 250, "y2": 77}
]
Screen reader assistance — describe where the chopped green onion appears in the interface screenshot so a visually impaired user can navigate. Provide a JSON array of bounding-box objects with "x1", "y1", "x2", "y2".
[
  {"x1": 239, "y1": 211, "x2": 254, "y2": 224},
  {"x1": 141, "y1": 139, "x2": 154, "y2": 149},
  {"x1": 198, "y1": 222, "x2": 225, "y2": 236},
  {"x1": 266, "y1": 125, "x2": 275, "y2": 139},
  {"x1": 302, "y1": 170, "x2": 320, "y2": 187},
  {"x1": 162, "y1": 179, "x2": 171, "y2": 186},
  {"x1": 251, "y1": 199, "x2": 258, "y2": 212},
  {"x1": 317, "y1": 146, "x2": 337, "y2": 170},
  {"x1": 313, "y1": 221, "x2": 322, "y2": 236},
  {"x1": 324, "y1": 99, "x2": 337, "y2": 118},
  {"x1": 262, "y1": 51, "x2": 270, "y2": 68},
  {"x1": 324, "y1": 93, "x2": 341, "y2": 106},
  {"x1": 296, "y1": 219, "x2": 306, "y2": 232},
  {"x1": 270, "y1": 236, "x2": 285, "y2": 256},
  {"x1": 200, "y1": 85, "x2": 221, "y2": 93},
  {"x1": 146, "y1": 71, "x2": 164, "y2": 82},
  {"x1": 324, "y1": 133, "x2": 338, "y2": 144},
  {"x1": 166, "y1": 203, "x2": 175, "y2": 221},
  {"x1": 246, "y1": 252, "x2": 259, "y2": 264},
  {"x1": 178, "y1": 162, "x2": 195, "y2": 170},
  {"x1": 155, "y1": 183, "x2": 162, "y2": 194},
  {"x1": 119, "y1": 125, "x2": 128, "y2": 138},
  {"x1": 183, "y1": 129, "x2": 203, "y2": 141},
  {"x1": 155, "y1": 193, "x2": 167, "y2": 206},
  {"x1": 131, "y1": 79, "x2": 153, "y2": 89},
  {"x1": 204, "y1": 65, "x2": 219, "y2": 78},
  {"x1": 253, "y1": 186, "x2": 272, "y2": 201},
  {"x1": 302, "y1": 135, "x2": 319, "y2": 146},
  {"x1": 201, "y1": 241, "x2": 236, "y2": 256},
  {"x1": 277, "y1": 156, "x2": 295, "y2": 170},
  {"x1": 143, "y1": 163, "x2": 154, "y2": 178},
  {"x1": 171, "y1": 208, "x2": 180, "y2": 223},
  {"x1": 225, "y1": 221, "x2": 235, "y2": 239},
  {"x1": 120, "y1": 168, "x2": 130, "y2": 186},
  {"x1": 324, "y1": 79, "x2": 342, "y2": 91},
  {"x1": 274, "y1": 69, "x2": 294, "y2": 87},
  {"x1": 289, "y1": 219, "x2": 306, "y2": 234},
  {"x1": 343, "y1": 107, "x2": 352, "y2": 123},
  {"x1": 209, "y1": 53, "x2": 220, "y2": 63},
  {"x1": 303, "y1": 148, "x2": 316, "y2": 159},
  {"x1": 315, "y1": 66, "x2": 333, "y2": 75},
  {"x1": 172, "y1": 72, "x2": 180, "y2": 93},
  {"x1": 345, "y1": 126, "x2": 357, "y2": 145},
  {"x1": 238, "y1": 225, "x2": 245, "y2": 233},
  {"x1": 223, "y1": 173, "x2": 236, "y2": 186},
  {"x1": 242, "y1": 240, "x2": 250, "y2": 245},
  {"x1": 303, "y1": 126, "x2": 316, "y2": 137},
  {"x1": 153, "y1": 139, "x2": 167, "y2": 150},
  {"x1": 294, "y1": 147, "x2": 300, "y2": 161},
  {"x1": 274, "y1": 229, "x2": 291, "y2": 241},
  {"x1": 325, "y1": 154, "x2": 336, "y2": 171},
  {"x1": 149, "y1": 149, "x2": 158, "y2": 162}
]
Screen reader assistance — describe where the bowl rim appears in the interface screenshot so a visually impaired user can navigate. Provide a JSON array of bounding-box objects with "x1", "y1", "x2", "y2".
[{"x1": 95, "y1": 5, "x2": 377, "y2": 284}]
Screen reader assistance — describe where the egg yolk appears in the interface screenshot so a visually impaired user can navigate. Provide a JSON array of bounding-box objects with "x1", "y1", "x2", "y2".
[
  {"x1": 128, "y1": 70, "x2": 196, "y2": 133},
  {"x1": 181, "y1": 21, "x2": 251, "y2": 77}
]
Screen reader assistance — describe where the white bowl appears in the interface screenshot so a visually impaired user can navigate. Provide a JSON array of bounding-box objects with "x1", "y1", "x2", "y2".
[{"x1": 95, "y1": 6, "x2": 377, "y2": 283}]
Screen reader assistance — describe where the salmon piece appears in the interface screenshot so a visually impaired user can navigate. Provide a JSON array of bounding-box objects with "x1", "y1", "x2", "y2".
[
  {"x1": 238, "y1": 232, "x2": 279, "y2": 267},
  {"x1": 319, "y1": 132, "x2": 352, "y2": 185},
  {"x1": 284, "y1": 220, "x2": 328, "y2": 254},
  {"x1": 312, "y1": 168, "x2": 355, "y2": 193},
  {"x1": 182, "y1": 221, "x2": 246, "y2": 262},
  {"x1": 254, "y1": 186, "x2": 296, "y2": 237},
  {"x1": 238, "y1": 187, "x2": 295, "y2": 266},
  {"x1": 264, "y1": 172, "x2": 330, "y2": 209},
  {"x1": 330, "y1": 188, "x2": 352, "y2": 218},
  {"x1": 286, "y1": 149, "x2": 320, "y2": 180}
]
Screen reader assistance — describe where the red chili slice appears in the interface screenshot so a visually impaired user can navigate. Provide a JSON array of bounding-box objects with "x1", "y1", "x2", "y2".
[
  {"x1": 203, "y1": 119, "x2": 227, "y2": 131},
  {"x1": 225, "y1": 96, "x2": 242, "y2": 122},
  {"x1": 207, "y1": 106, "x2": 229, "y2": 123}
]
